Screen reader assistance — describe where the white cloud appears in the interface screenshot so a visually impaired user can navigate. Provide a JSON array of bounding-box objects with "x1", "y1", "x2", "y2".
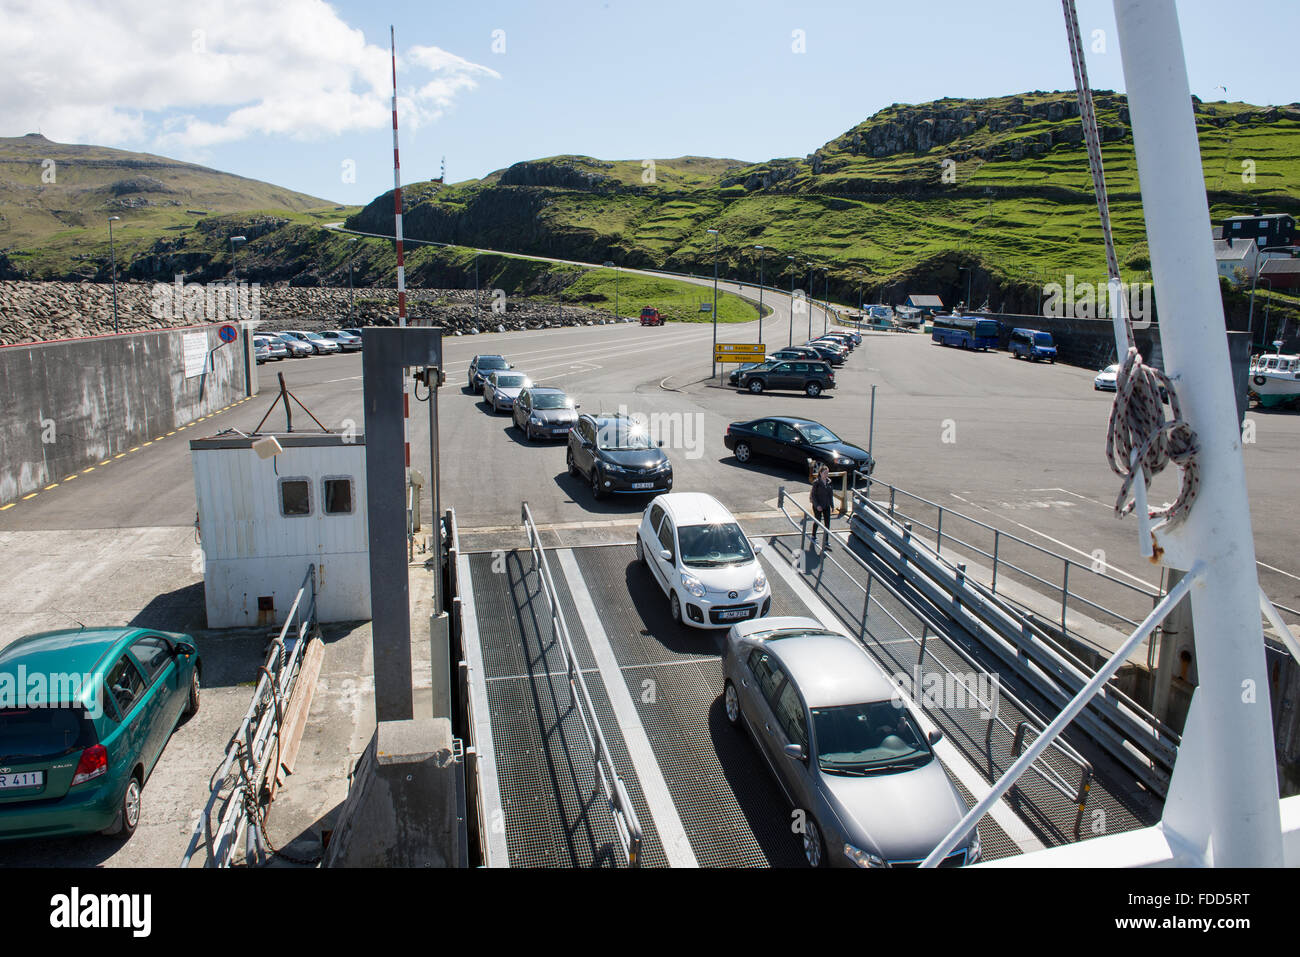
[{"x1": 0, "y1": 0, "x2": 499, "y2": 149}]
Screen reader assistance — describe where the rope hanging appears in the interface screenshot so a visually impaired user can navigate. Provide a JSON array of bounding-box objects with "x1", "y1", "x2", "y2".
[{"x1": 1063, "y1": 0, "x2": 1200, "y2": 530}]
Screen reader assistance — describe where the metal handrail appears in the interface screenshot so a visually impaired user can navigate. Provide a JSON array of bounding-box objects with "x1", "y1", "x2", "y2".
[
  {"x1": 521, "y1": 502, "x2": 643, "y2": 867},
  {"x1": 776, "y1": 489, "x2": 1095, "y2": 827},
  {"x1": 181, "y1": 564, "x2": 318, "y2": 867},
  {"x1": 850, "y1": 483, "x2": 1182, "y2": 747}
]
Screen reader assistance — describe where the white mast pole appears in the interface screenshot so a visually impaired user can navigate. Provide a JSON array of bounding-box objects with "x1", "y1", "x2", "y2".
[{"x1": 1113, "y1": 0, "x2": 1280, "y2": 865}]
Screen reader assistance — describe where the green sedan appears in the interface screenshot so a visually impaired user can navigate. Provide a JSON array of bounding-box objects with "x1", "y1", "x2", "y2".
[{"x1": 0, "y1": 627, "x2": 201, "y2": 841}]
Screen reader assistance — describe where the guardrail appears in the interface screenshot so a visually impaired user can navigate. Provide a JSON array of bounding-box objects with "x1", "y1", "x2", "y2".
[
  {"x1": 777, "y1": 489, "x2": 1095, "y2": 838},
  {"x1": 848, "y1": 484, "x2": 1179, "y2": 794},
  {"x1": 521, "y1": 502, "x2": 643, "y2": 866},
  {"x1": 180, "y1": 565, "x2": 319, "y2": 868},
  {"x1": 859, "y1": 475, "x2": 1164, "y2": 653}
]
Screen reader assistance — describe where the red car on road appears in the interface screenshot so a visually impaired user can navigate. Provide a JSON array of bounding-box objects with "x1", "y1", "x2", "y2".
[{"x1": 640, "y1": 307, "x2": 666, "y2": 326}]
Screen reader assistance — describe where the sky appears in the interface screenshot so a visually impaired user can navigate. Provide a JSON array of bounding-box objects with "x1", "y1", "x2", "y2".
[{"x1": 2, "y1": 0, "x2": 1298, "y2": 206}]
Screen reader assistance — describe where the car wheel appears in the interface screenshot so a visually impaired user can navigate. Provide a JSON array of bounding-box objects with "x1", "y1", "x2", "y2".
[
  {"x1": 748, "y1": 380, "x2": 764, "y2": 394},
  {"x1": 525, "y1": 422, "x2": 535, "y2": 441},
  {"x1": 734, "y1": 441, "x2": 752, "y2": 463},
  {"x1": 567, "y1": 448, "x2": 579, "y2": 478},
  {"x1": 591, "y1": 467, "x2": 605, "y2": 500},
  {"x1": 635, "y1": 536, "x2": 645, "y2": 565},
  {"x1": 670, "y1": 590, "x2": 682, "y2": 623},
  {"x1": 183, "y1": 668, "x2": 200, "y2": 719},
  {"x1": 806, "y1": 381, "x2": 822, "y2": 398},
  {"x1": 724, "y1": 680, "x2": 741, "y2": 726},
  {"x1": 799, "y1": 812, "x2": 825, "y2": 868},
  {"x1": 103, "y1": 773, "x2": 142, "y2": 838}
]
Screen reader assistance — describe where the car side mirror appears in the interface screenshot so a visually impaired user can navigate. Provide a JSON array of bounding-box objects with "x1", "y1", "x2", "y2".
[
  {"x1": 783, "y1": 743, "x2": 806, "y2": 761},
  {"x1": 656, "y1": 440, "x2": 664, "y2": 448},
  {"x1": 659, "y1": 549, "x2": 673, "y2": 563},
  {"x1": 928, "y1": 729, "x2": 943, "y2": 746}
]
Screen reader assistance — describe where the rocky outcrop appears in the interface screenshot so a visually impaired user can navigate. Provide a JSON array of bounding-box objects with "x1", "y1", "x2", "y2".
[
  {"x1": 498, "y1": 159, "x2": 615, "y2": 190},
  {"x1": 0, "y1": 280, "x2": 611, "y2": 345}
]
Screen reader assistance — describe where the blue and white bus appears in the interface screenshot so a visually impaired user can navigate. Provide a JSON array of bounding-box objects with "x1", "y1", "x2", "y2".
[{"x1": 931, "y1": 315, "x2": 1000, "y2": 351}]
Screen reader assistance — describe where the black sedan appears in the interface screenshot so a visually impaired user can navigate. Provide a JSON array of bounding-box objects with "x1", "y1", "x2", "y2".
[
  {"x1": 567, "y1": 413, "x2": 673, "y2": 500},
  {"x1": 724, "y1": 416, "x2": 874, "y2": 475},
  {"x1": 803, "y1": 342, "x2": 847, "y2": 366}
]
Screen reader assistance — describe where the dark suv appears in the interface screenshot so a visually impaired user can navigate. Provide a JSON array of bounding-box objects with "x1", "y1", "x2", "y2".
[
  {"x1": 567, "y1": 413, "x2": 673, "y2": 500},
  {"x1": 468, "y1": 355, "x2": 511, "y2": 392},
  {"x1": 737, "y1": 360, "x2": 836, "y2": 397}
]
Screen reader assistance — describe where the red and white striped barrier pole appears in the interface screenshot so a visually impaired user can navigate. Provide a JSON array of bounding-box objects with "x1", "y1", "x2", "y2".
[{"x1": 391, "y1": 25, "x2": 410, "y2": 469}]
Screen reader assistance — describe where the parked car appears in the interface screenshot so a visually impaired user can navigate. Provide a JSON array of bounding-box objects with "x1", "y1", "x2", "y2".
[
  {"x1": 255, "y1": 336, "x2": 288, "y2": 361},
  {"x1": 729, "y1": 361, "x2": 775, "y2": 386},
  {"x1": 254, "y1": 340, "x2": 271, "y2": 364},
  {"x1": 343, "y1": 328, "x2": 365, "y2": 340},
  {"x1": 725, "y1": 417, "x2": 874, "y2": 475},
  {"x1": 567, "y1": 412, "x2": 673, "y2": 500},
  {"x1": 468, "y1": 355, "x2": 511, "y2": 392},
  {"x1": 635, "y1": 492, "x2": 771, "y2": 629},
  {"x1": 769, "y1": 347, "x2": 823, "y2": 363},
  {"x1": 818, "y1": 332, "x2": 859, "y2": 350},
  {"x1": 482, "y1": 370, "x2": 531, "y2": 414},
  {"x1": 299, "y1": 332, "x2": 341, "y2": 355},
  {"x1": 737, "y1": 360, "x2": 836, "y2": 397},
  {"x1": 803, "y1": 342, "x2": 846, "y2": 366},
  {"x1": 1094, "y1": 364, "x2": 1119, "y2": 391},
  {"x1": 274, "y1": 332, "x2": 314, "y2": 358},
  {"x1": 318, "y1": 330, "x2": 363, "y2": 352},
  {"x1": 1009, "y1": 328, "x2": 1057, "y2": 363},
  {"x1": 0, "y1": 627, "x2": 201, "y2": 841},
  {"x1": 513, "y1": 387, "x2": 579, "y2": 440},
  {"x1": 722, "y1": 617, "x2": 980, "y2": 867}
]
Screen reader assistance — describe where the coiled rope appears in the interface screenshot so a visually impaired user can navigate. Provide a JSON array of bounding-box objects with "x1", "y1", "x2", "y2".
[
  {"x1": 1063, "y1": 0, "x2": 1200, "y2": 529},
  {"x1": 1105, "y1": 346, "x2": 1201, "y2": 525}
]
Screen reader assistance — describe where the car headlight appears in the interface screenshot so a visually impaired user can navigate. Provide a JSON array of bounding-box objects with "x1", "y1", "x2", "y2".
[
  {"x1": 843, "y1": 843, "x2": 886, "y2": 868},
  {"x1": 530, "y1": 415, "x2": 543, "y2": 425},
  {"x1": 680, "y1": 573, "x2": 706, "y2": 599},
  {"x1": 753, "y1": 569, "x2": 767, "y2": 592}
]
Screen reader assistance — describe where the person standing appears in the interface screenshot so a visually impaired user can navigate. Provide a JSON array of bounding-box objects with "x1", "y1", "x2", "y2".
[{"x1": 810, "y1": 465, "x2": 834, "y2": 548}]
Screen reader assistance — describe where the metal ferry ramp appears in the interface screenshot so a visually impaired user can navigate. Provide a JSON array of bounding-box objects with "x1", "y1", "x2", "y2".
[{"x1": 455, "y1": 500, "x2": 1160, "y2": 867}]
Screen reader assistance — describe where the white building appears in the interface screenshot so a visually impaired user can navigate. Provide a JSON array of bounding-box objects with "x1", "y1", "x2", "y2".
[
  {"x1": 1214, "y1": 237, "x2": 1258, "y2": 283},
  {"x1": 191, "y1": 432, "x2": 369, "y2": 628}
]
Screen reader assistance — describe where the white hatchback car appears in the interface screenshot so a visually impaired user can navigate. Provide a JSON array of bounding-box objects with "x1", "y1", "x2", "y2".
[{"x1": 635, "y1": 492, "x2": 771, "y2": 629}]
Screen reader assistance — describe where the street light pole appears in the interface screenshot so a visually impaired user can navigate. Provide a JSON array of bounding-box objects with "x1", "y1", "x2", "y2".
[
  {"x1": 708, "y1": 229, "x2": 719, "y2": 377},
  {"x1": 806, "y1": 263, "x2": 815, "y2": 342},
  {"x1": 755, "y1": 245, "x2": 765, "y2": 345},
  {"x1": 474, "y1": 252, "x2": 480, "y2": 321},
  {"x1": 107, "y1": 216, "x2": 121, "y2": 334},
  {"x1": 787, "y1": 255, "x2": 796, "y2": 347},
  {"x1": 823, "y1": 268, "x2": 830, "y2": 335},
  {"x1": 347, "y1": 237, "x2": 357, "y2": 324}
]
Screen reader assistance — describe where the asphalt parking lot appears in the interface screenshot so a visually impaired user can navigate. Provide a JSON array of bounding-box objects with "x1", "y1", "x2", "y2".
[{"x1": 2, "y1": 295, "x2": 1296, "y2": 865}]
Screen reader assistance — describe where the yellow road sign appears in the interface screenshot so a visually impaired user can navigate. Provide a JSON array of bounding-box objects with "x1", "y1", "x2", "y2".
[{"x1": 714, "y1": 343, "x2": 766, "y2": 362}]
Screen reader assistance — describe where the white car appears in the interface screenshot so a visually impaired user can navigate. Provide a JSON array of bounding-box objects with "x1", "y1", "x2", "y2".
[
  {"x1": 635, "y1": 492, "x2": 772, "y2": 629},
  {"x1": 1094, "y1": 364, "x2": 1118, "y2": 391},
  {"x1": 482, "y1": 370, "x2": 531, "y2": 414}
]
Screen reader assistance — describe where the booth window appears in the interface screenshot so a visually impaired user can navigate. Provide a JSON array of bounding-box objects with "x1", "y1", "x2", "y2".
[
  {"x1": 279, "y1": 478, "x2": 311, "y2": 517},
  {"x1": 323, "y1": 477, "x2": 354, "y2": 515}
]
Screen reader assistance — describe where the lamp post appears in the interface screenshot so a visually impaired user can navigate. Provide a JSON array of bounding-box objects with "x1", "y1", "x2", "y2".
[
  {"x1": 822, "y1": 267, "x2": 830, "y2": 335},
  {"x1": 806, "y1": 263, "x2": 816, "y2": 342},
  {"x1": 474, "y1": 252, "x2": 480, "y2": 320},
  {"x1": 754, "y1": 245, "x2": 765, "y2": 345},
  {"x1": 107, "y1": 216, "x2": 121, "y2": 334},
  {"x1": 708, "y1": 229, "x2": 719, "y2": 377},
  {"x1": 604, "y1": 261, "x2": 619, "y2": 320},
  {"x1": 787, "y1": 255, "x2": 796, "y2": 347},
  {"x1": 347, "y1": 237, "x2": 358, "y2": 323},
  {"x1": 230, "y1": 235, "x2": 247, "y2": 279}
]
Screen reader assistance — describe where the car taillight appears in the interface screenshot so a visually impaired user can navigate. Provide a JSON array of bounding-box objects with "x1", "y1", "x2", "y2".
[{"x1": 71, "y1": 744, "x2": 107, "y2": 786}]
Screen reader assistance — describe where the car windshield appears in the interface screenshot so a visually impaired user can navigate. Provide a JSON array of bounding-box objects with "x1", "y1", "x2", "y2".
[
  {"x1": 812, "y1": 701, "x2": 933, "y2": 774},
  {"x1": 1034, "y1": 333, "x2": 1054, "y2": 346},
  {"x1": 798, "y1": 423, "x2": 840, "y2": 445},
  {"x1": 677, "y1": 522, "x2": 754, "y2": 568},
  {"x1": 1103, "y1": 364, "x2": 1118, "y2": 374},
  {"x1": 479, "y1": 357, "x2": 507, "y2": 370},
  {"x1": 532, "y1": 394, "x2": 571, "y2": 410},
  {"x1": 0, "y1": 706, "x2": 98, "y2": 762},
  {"x1": 596, "y1": 421, "x2": 655, "y2": 450},
  {"x1": 493, "y1": 374, "x2": 527, "y2": 388}
]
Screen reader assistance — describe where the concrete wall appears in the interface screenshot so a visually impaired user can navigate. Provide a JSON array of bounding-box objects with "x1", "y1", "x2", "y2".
[{"x1": 0, "y1": 323, "x2": 250, "y2": 505}]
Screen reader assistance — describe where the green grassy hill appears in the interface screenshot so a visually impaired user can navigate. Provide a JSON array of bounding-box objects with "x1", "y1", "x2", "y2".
[
  {"x1": 348, "y1": 91, "x2": 1300, "y2": 315},
  {"x1": 0, "y1": 133, "x2": 345, "y2": 278}
]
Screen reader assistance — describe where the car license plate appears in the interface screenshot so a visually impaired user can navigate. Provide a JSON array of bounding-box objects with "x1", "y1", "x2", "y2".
[
  {"x1": 718, "y1": 609, "x2": 751, "y2": 621},
  {"x1": 632, "y1": 482, "x2": 654, "y2": 490},
  {"x1": 0, "y1": 771, "x2": 43, "y2": 789}
]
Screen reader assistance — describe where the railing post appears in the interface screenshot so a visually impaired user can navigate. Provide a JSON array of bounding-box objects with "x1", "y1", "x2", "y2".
[
  {"x1": 1061, "y1": 559, "x2": 1071, "y2": 638},
  {"x1": 936, "y1": 507, "x2": 944, "y2": 555},
  {"x1": 889, "y1": 486, "x2": 896, "y2": 518},
  {"x1": 991, "y1": 530, "x2": 1000, "y2": 594},
  {"x1": 954, "y1": 563, "x2": 966, "y2": 617},
  {"x1": 901, "y1": 522, "x2": 912, "y2": 571}
]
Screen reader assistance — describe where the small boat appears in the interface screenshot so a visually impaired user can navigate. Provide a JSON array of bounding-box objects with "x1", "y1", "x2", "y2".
[{"x1": 1249, "y1": 342, "x2": 1300, "y2": 408}]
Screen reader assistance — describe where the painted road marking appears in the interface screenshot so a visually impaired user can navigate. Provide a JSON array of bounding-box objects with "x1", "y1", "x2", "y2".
[
  {"x1": 0, "y1": 504, "x2": 13, "y2": 511},
  {"x1": 22, "y1": 493, "x2": 37, "y2": 500},
  {"x1": 557, "y1": 548, "x2": 699, "y2": 868},
  {"x1": 98, "y1": 460, "x2": 110, "y2": 465},
  {"x1": 115, "y1": 453, "x2": 126, "y2": 459},
  {"x1": 44, "y1": 484, "x2": 58, "y2": 490},
  {"x1": 82, "y1": 467, "x2": 94, "y2": 473},
  {"x1": 63, "y1": 475, "x2": 77, "y2": 482},
  {"x1": 761, "y1": 539, "x2": 1046, "y2": 854}
]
